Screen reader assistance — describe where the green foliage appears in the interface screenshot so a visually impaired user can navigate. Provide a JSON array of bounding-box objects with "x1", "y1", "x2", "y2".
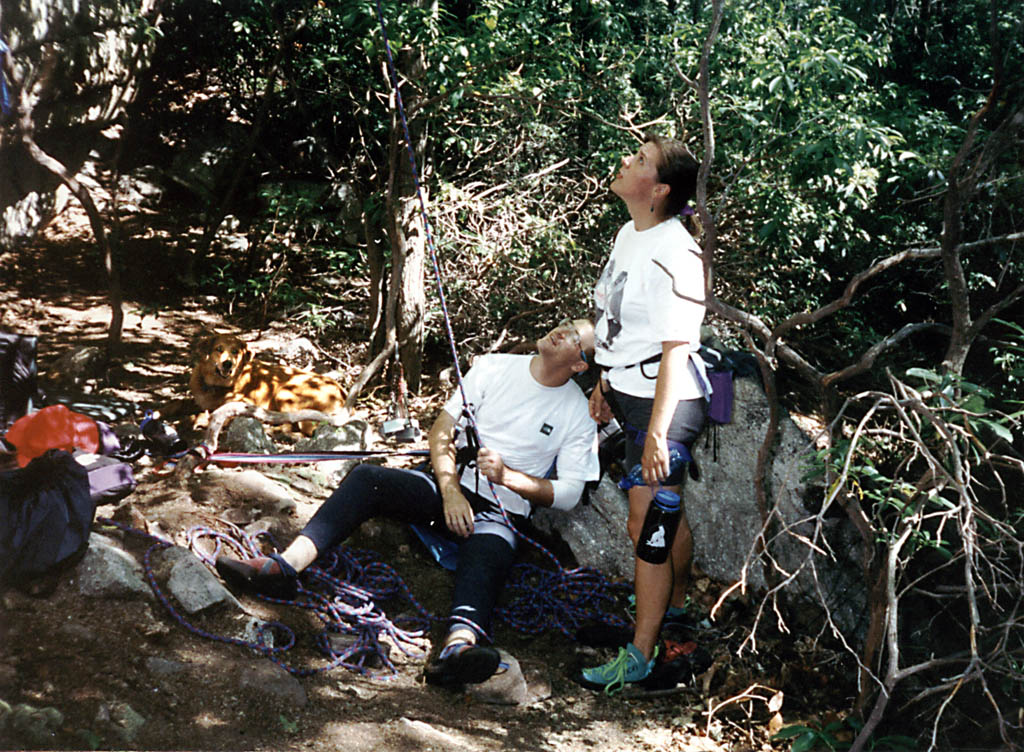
[
  {"x1": 772, "y1": 718, "x2": 918, "y2": 751},
  {"x1": 154, "y1": 0, "x2": 1023, "y2": 381},
  {"x1": 130, "y1": 0, "x2": 1024, "y2": 746},
  {"x1": 810, "y1": 433, "x2": 954, "y2": 557},
  {"x1": 772, "y1": 720, "x2": 848, "y2": 751},
  {"x1": 990, "y1": 319, "x2": 1024, "y2": 391},
  {"x1": 904, "y1": 367, "x2": 1018, "y2": 447}
]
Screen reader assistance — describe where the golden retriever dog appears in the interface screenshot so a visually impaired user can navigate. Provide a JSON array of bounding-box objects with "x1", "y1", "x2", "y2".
[{"x1": 189, "y1": 333, "x2": 345, "y2": 434}]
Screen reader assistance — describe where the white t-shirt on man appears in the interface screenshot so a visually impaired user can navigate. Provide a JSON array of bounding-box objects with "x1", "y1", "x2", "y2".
[{"x1": 442, "y1": 354, "x2": 599, "y2": 518}]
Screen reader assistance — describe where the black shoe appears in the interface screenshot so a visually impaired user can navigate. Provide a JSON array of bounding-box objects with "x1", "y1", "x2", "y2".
[
  {"x1": 140, "y1": 412, "x2": 188, "y2": 456},
  {"x1": 661, "y1": 608, "x2": 699, "y2": 631},
  {"x1": 424, "y1": 642, "x2": 501, "y2": 687},
  {"x1": 215, "y1": 553, "x2": 298, "y2": 600},
  {"x1": 637, "y1": 639, "x2": 713, "y2": 691}
]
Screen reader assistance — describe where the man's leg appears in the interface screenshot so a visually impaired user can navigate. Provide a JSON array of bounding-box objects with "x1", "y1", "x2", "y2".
[
  {"x1": 426, "y1": 530, "x2": 516, "y2": 686},
  {"x1": 217, "y1": 463, "x2": 443, "y2": 596},
  {"x1": 298, "y1": 463, "x2": 442, "y2": 558},
  {"x1": 447, "y1": 531, "x2": 517, "y2": 644}
]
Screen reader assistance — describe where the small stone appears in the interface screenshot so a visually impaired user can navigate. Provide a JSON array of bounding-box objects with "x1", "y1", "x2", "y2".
[
  {"x1": 238, "y1": 661, "x2": 307, "y2": 708},
  {"x1": 467, "y1": 650, "x2": 529, "y2": 705},
  {"x1": 96, "y1": 702, "x2": 145, "y2": 744},
  {"x1": 145, "y1": 657, "x2": 188, "y2": 677}
]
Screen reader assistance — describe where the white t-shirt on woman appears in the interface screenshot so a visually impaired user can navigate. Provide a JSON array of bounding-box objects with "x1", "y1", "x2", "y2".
[{"x1": 593, "y1": 218, "x2": 706, "y2": 400}]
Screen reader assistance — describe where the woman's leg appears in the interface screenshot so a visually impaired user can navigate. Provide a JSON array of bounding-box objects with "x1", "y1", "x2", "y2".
[
  {"x1": 628, "y1": 482, "x2": 683, "y2": 660},
  {"x1": 669, "y1": 504, "x2": 693, "y2": 609},
  {"x1": 616, "y1": 391, "x2": 703, "y2": 646}
]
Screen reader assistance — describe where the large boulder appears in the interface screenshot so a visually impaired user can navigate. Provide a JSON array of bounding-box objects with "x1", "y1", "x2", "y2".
[
  {"x1": 537, "y1": 375, "x2": 868, "y2": 640},
  {"x1": 686, "y1": 376, "x2": 867, "y2": 638},
  {"x1": 0, "y1": 0, "x2": 160, "y2": 247},
  {"x1": 531, "y1": 475, "x2": 632, "y2": 581}
]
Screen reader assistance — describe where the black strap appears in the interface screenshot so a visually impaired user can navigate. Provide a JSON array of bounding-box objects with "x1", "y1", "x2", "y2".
[
  {"x1": 623, "y1": 352, "x2": 663, "y2": 380},
  {"x1": 454, "y1": 407, "x2": 482, "y2": 495}
]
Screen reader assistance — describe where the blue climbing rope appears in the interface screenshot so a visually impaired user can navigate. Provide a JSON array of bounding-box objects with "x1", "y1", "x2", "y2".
[
  {"x1": 102, "y1": 516, "x2": 432, "y2": 677},
  {"x1": 124, "y1": 510, "x2": 630, "y2": 676}
]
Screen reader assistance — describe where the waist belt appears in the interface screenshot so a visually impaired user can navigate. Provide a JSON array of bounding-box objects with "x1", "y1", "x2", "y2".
[{"x1": 611, "y1": 349, "x2": 713, "y2": 402}]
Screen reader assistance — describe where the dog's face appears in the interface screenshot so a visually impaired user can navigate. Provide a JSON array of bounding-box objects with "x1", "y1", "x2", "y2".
[{"x1": 196, "y1": 334, "x2": 251, "y2": 383}]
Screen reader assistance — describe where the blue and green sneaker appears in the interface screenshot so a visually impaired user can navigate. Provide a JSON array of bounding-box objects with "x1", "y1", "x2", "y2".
[
  {"x1": 627, "y1": 594, "x2": 697, "y2": 629},
  {"x1": 579, "y1": 642, "x2": 657, "y2": 695}
]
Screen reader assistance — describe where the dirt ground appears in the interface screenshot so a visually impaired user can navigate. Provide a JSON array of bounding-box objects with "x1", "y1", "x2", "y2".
[{"x1": 0, "y1": 204, "x2": 852, "y2": 752}]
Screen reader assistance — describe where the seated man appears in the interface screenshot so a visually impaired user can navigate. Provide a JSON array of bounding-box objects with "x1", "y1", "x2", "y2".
[{"x1": 215, "y1": 318, "x2": 599, "y2": 686}]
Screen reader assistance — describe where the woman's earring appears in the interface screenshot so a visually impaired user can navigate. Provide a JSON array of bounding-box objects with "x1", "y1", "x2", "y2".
[{"x1": 649, "y1": 202, "x2": 654, "y2": 213}]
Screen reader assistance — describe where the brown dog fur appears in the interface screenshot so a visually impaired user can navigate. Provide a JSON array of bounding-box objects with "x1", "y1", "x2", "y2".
[{"x1": 189, "y1": 333, "x2": 345, "y2": 434}]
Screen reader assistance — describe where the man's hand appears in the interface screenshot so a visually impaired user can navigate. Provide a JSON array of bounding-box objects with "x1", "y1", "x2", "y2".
[
  {"x1": 589, "y1": 381, "x2": 612, "y2": 423},
  {"x1": 476, "y1": 446, "x2": 506, "y2": 485},
  {"x1": 442, "y1": 485, "x2": 474, "y2": 538}
]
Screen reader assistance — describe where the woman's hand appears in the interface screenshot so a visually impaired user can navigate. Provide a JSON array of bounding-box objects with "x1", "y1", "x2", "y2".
[
  {"x1": 476, "y1": 446, "x2": 507, "y2": 485},
  {"x1": 641, "y1": 431, "x2": 671, "y2": 486},
  {"x1": 589, "y1": 381, "x2": 612, "y2": 423},
  {"x1": 442, "y1": 485, "x2": 474, "y2": 538}
]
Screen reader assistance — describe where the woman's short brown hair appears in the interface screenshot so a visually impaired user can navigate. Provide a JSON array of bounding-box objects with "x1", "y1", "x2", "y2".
[{"x1": 646, "y1": 133, "x2": 699, "y2": 217}]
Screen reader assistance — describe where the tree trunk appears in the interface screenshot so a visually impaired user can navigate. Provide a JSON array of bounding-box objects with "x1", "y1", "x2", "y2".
[
  {"x1": 395, "y1": 183, "x2": 426, "y2": 393},
  {"x1": 364, "y1": 204, "x2": 388, "y2": 356},
  {"x1": 12, "y1": 49, "x2": 124, "y2": 357},
  {"x1": 23, "y1": 136, "x2": 125, "y2": 357},
  {"x1": 371, "y1": 21, "x2": 429, "y2": 395}
]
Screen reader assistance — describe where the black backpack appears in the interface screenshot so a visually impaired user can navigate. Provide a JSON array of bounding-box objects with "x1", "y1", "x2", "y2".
[
  {"x1": 0, "y1": 449, "x2": 96, "y2": 583},
  {"x1": 0, "y1": 332, "x2": 43, "y2": 434}
]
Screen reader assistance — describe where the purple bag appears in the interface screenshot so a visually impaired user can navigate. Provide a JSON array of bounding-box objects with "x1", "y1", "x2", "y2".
[
  {"x1": 706, "y1": 370, "x2": 734, "y2": 425},
  {"x1": 73, "y1": 451, "x2": 137, "y2": 504}
]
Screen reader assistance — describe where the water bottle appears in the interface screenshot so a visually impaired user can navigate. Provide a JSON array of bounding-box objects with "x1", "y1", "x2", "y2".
[{"x1": 635, "y1": 489, "x2": 682, "y2": 564}]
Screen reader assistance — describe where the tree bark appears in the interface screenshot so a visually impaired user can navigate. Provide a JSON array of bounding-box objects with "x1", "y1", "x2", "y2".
[
  {"x1": 12, "y1": 49, "x2": 124, "y2": 356},
  {"x1": 390, "y1": 43, "x2": 428, "y2": 393}
]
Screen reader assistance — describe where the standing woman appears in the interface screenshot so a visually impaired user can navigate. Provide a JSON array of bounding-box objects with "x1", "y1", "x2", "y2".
[{"x1": 582, "y1": 134, "x2": 707, "y2": 693}]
